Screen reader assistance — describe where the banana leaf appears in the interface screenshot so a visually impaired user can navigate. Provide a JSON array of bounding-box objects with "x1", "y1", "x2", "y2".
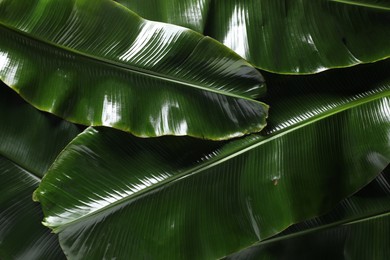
[
  {"x1": 260, "y1": 59, "x2": 390, "y2": 135},
  {"x1": 0, "y1": 82, "x2": 81, "y2": 259},
  {"x1": 116, "y1": 0, "x2": 211, "y2": 32},
  {"x1": 116, "y1": 0, "x2": 390, "y2": 74},
  {"x1": 226, "y1": 166, "x2": 390, "y2": 259},
  {"x1": 34, "y1": 60, "x2": 390, "y2": 259},
  {"x1": 0, "y1": 0, "x2": 267, "y2": 140}
]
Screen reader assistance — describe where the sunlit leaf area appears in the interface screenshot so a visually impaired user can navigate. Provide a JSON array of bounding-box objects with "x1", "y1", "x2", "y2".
[{"x1": 0, "y1": 0, "x2": 389, "y2": 259}]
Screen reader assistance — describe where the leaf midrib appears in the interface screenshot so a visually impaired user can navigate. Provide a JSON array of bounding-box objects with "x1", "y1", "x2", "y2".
[
  {"x1": 260, "y1": 210, "x2": 390, "y2": 245},
  {"x1": 47, "y1": 87, "x2": 390, "y2": 232},
  {"x1": 220, "y1": 209, "x2": 390, "y2": 259},
  {"x1": 0, "y1": 22, "x2": 264, "y2": 103},
  {"x1": 330, "y1": 0, "x2": 390, "y2": 10},
  {"x1": 0, "y1": 152, "x2": 41, "y2": 182}
]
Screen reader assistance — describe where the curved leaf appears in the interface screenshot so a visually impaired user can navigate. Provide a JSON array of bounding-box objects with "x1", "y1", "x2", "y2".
[
  {"x1": 0, "y1": 82, "x2": 81, "y2": 259},
  {"x1": 0, "y1": 0, "x2": 267, "y2": 140},
  {"x1": 34, "y1": 62, "x2": 390, "y2": 259},
  {"x1": 260, "y1": 58, "x2": 390, "y2": 135},
  {"x1": 116, "y1": 0, "x2": 212, "y2": 32},
  {"x1": 116, "y1": 0, "x2": 390, "y2": 74},
  {"x1": 226, "y1": 167, "x2": 390, "y2": 259}
]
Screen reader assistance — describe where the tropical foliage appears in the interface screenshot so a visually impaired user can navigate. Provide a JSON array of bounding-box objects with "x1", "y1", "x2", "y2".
[{"x1": 0, "y1": 0, "x2": 389, "y2": 259}]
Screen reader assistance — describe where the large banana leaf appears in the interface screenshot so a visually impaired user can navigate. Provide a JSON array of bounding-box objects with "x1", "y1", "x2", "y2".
[
  {"x1": 0, "y1": 0, "x2": 268, "y2": 140},
  {"x1": 34, "y1": 60, "x2": 390, "y2": 259},
  {"x1": 0, "y1": 82, "x2": 82, "y2": 259},
  {"x1": 116, "y1": 0, "x2": 390, "y2": 74},
  {"x1": 226, "y1": 167, "x2": 390, "y2": 259}
]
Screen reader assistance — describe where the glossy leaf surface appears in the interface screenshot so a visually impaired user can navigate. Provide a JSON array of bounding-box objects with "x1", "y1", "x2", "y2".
[
  {"x1": 226, "y1": 167, "x2": 390, "y2": 259},
  {"x1": 260, "y1": 59, "x2": 390, "y2": 135},
  {"x1": 116, "y1": 0, "x2": 390, "y2": 74},
  {"x1": 0, "y1": 82, "x2": 81, "y2": 259},
  {"x1": 115, "y1": 0, "x2": 211, "y2": 32},
  {"x1": 0, "y1": 0, "x2": 267, "y2": 140},
  {"x1": 35, "y1": 61, "x2": 390, "y2": 259}
]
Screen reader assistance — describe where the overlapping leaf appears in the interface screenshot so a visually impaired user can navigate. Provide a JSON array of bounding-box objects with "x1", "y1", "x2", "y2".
[
  {"x1": 0, "y1": 0, "x2": 267, "y2": 140},
  {"x1": 226, "y1": 167, "x2": 390, "y2": 259},
  {"x1": 116, "y1": 0, "x2": 390, "y2": 73},
  {"x1": 0, "y1": 0, "x2": 388, "y2": 259},
  {"x1": 34, "y1": 60, "x2": 390, "y2": 259},
  {"x1": 0, "y1": 82, "x2": 81, "y2": 259}
]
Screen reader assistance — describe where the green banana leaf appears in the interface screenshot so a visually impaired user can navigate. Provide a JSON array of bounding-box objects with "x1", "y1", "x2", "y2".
[
  {"x1": 260, "y1": 58, "x2": 390, "y2": 135},
  {"x1": 0, "y1": 82, "x2": 81, "y2": 259},
  {"x1": 34, "y1": 60, "x2": 390, "y2": 259},
  {"x1": 116, "y1": 0, "x2": 211, "y2": 32},
  {"x1": 0, "y1": 0, "x2": 268, "y2": 140},
  {"x1": 226, "y1": 167, "x2": 390, "y2": 259},
  {"x1": 116, "y1": 0, "x2": 390, "y2": 74}
]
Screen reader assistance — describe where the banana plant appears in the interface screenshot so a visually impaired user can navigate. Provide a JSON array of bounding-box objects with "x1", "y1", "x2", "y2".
[{"x1": 0, "y1": 0, "x2": 389, "y2": 259}]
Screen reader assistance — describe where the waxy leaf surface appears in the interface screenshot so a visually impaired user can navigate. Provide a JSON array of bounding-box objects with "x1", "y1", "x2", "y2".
[
  {"x1": 227, "y1": 167, "x2": 390, "y2": 259},
  {"x1": 117, "y1": 0, "x2": 390, "y2": 73},
  {"x1": 35, "y1": 60, "x2": 390, "y2": 259},
  {"x1": 0, "y1": 0, "x2": 267, "y2": 140}
]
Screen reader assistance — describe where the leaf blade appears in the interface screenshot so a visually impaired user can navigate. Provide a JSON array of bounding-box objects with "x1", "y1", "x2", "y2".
[
  {"x1": 116, "y1": 0, "x2": 390, "y2": 74},
  {"x1": 226, "y1": 167, "x2": 390, "y2": 259},
  {"x1": 0, "y1": 0, "x2": 268, "y2": 140},
  {"x1": 0, "y1": 82, "x2": 81, "y2": 259},
  {"x1": 35, "y1": 68, "x2": 390, "y2": 258}
]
